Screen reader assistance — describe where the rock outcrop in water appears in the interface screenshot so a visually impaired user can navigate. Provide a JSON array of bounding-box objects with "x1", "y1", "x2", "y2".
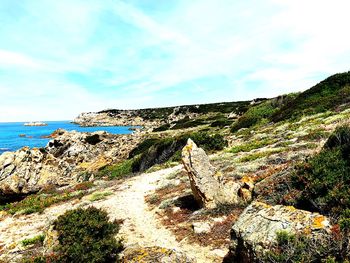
[
  {"x1": 181, "y1": 139, "x2": 247, "y2": 208},
  {"x1": 0, "y1": 129, "x2": 141, "y2": 196}
]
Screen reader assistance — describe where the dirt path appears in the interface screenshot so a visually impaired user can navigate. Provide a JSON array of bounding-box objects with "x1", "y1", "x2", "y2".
[
  {"x1": 0, "y1": 166, "x2": 223, "y2": 262},
  {"x1": 95, "y1": 165, "x2": 222, "y2": 262}
]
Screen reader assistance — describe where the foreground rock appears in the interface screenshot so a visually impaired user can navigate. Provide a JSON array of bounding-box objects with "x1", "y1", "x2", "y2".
[
  {"x1": 181, "y1": 139, "x2": 249, "y2": 208},
  {"x1": 228, "y1": 201, "x2": 332, "y2": 262},
  {"x1": 0, "y1": 129, "x2": 141, "y2": 195},
  {"x1": 122, "y1": 246, "x2": 195, "y2": 263}
]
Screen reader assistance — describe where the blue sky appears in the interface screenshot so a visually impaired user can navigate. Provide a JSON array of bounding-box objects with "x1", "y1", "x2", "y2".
[{"x1": 0, "y1": 0, "x2": 349, "y2": 122}]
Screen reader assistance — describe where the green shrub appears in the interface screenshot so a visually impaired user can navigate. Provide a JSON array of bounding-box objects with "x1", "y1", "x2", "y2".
[
  {"x1": 129, "y1": 138, "x2": 161, "y2": 158},
  {"x1": 128, "y1": 132, "x2": 228, "y2": 173},
  {"x1": 0, "y1": 190, "x2": 84, "y2": 215},
  {"x1": 293, "y1": 125, "x2": 350, "y2": 215},
  {"x1": 88, "y1": 191, "x2": 113, "y2": 201},
  {"x1": 171, "y1": 119, "x2": 206, "y2": 129},
  {"x1": 339, "y1": 209, "x2": 350, "y2": 232},
  {"x1": 210, "y1": 119, "x2": 233, "y2": 128},
  {"x1": 229, "y1": 138, "x2": 276, "y2": 153},
  {"x1": 153, "y1": 123, "x2": 170, "y2": 132},
  {"x1": 324, "y1": 125, "x2": 350, "y2": 150},
  {"x1": 265, "y1": 231, "x2": 335, "y2": 262},
  {"x1": 21, "y1": 234, "x2": 45, "y2": 247},
  {"x1": 53, "y1": 207, "x2": 123, "y2": 262},
  {"x1": 97, "y1": 157, "x2": 138, "y2": 179},
  {"x1": 190, "y1": 132, "x2": 228, "y2": 152},
  {"x1": 231, "y1": 101, "x2": 278, "y2": 133}
]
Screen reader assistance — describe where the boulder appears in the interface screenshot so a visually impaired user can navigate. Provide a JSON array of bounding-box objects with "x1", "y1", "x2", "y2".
[
  {"x1": 181, "y1": 139, "x2": 243, "y2": 208},
  {"x1": 122, "y1": 246, "x2": 195, "y2": 263},
  {"x1": 228, "y1": 201, "x2": 333, "y2": 262}
]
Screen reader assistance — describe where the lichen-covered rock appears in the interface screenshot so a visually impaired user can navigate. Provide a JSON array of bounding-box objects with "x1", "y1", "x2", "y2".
[
  {"x1": 122, "y1": 246, "x2": 195, "y2": 263},
  {"x1": 181, "y1": 139, "x2": 243, "y2": 208},
  {"x1": 0, "y1": 129, "x2": 141, "y2": 196},
  {"x1": 228, "y1": 201, "x2": 332, "y2": 262}
]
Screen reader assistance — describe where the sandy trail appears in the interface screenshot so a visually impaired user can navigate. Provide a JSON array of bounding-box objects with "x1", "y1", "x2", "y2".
[
  {"x1": 0, "y1": 166, "x2": 222, "y2": 262},
  {"x1": 96, "y1": 165, "x2": 222, "y2": 262}
]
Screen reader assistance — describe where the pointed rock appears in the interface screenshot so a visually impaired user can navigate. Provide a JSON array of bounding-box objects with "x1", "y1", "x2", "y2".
[{"x1": 182, "y1": 139, "x2": 242, "y2": 208}]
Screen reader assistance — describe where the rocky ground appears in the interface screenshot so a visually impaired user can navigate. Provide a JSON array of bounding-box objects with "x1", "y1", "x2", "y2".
[{"x1": 1, "y1": 102, "x2": 350, "y2": 262}]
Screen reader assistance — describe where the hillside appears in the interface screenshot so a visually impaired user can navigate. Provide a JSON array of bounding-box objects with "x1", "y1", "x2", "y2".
[
  {"x1": 1, "y1": 72, "x2": 350, "y2": 262},
  {"x1": 272, "y1": 71, "x2": 350, "y2": 121}
]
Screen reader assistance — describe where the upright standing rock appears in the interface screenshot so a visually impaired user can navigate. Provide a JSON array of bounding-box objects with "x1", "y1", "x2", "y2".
[{"x1": 182, "y1": 139, "x2": 241, "y2": 208}]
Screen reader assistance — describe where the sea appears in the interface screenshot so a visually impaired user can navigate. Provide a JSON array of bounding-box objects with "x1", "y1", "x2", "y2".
[{"x1": 0, "y1": 121, "x2": 136, "y2": 155}]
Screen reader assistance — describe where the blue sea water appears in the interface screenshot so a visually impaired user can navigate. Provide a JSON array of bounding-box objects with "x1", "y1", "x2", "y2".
[{"x1": 0, "y1": 121, "x2": 136, "y2": 154}]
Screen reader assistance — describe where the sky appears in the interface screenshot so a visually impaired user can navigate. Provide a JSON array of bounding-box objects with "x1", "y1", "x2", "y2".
[{"x1": 0, "y1": 0, "x2": 350, "y2": 122}]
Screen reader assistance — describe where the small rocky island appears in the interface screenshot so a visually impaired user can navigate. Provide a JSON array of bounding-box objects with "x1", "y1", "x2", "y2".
[{"x1": 23, "y1": 122, "x2": 48, "y2": 126}]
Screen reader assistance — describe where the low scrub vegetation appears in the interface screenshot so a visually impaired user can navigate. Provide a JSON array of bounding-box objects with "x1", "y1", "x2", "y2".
[
  {"x1": 53, "y1": 207, "x2": 122, "y2": 262},
  {"x1": 128, "y1": 131, "x2": 228, "y2": 173},
  {"x1": 21, "y1": 234, "x2": 45, "y2": 247},
  {"x1": 293, "y1": 125, "x2": 350, "y2": 215},
  {"x1": 27, "y1": 207, "x2": 123, "y2": 263},
  {"x1": 97, "y1": 157, "x2": 139, "y2": 179},
  {"x1": 0, "y1": 189, "x2": 84, "y2": 215},
  {"x1": 264, "y1": 230, "x2": 347, "y2": 262},
  {"x1": 229, "y1": 138, "x2": 276, "y2": 153},
  {"x1": 272, "y1": 72, "x2": 350, "y2": 122},
  {"x1": 230, "y1": 100, "x2": 278, "y2": 133}
]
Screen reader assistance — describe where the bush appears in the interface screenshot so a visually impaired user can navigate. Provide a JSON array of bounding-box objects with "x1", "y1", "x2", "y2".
[
  {"x1": 128, "y1": 132, "x2": 228, "y2": 172},
  {"x1": 324, "y1": 125, "x2": 350, "y2": 150},
  {"x1": 231, "y1": 101, "x2": 278, "y2": 133},
  {"x1": 210, "y1": 119, "x2": 233, "y2": 128},
  {"x1": 293, "y1": 125, "x2": 350, "y2": 215},
  {"x1": 190, "y1": 132, "x2": 228, "y2": 152},
  {"x1": 153, "y1": 123, "x2": 171, "y2": 132},
  {"x1": 53, "y1": 207, "x2": 123, "y2": 262},
  {"x1": 97, "y1": 157, "x2": 138, "y2": 179},
  {"x1": 129, "y1": 138, "x2": 160, "y2": 158},
  {"x1": 265, "y1": 231, "x2": 340, "y2": 262},
  {"x1": 21, "y1": 234, "x2": 45, "y2": 247}
]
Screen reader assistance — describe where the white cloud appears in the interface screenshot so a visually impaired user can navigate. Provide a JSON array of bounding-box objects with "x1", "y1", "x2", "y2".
[{"x1": 0, "y1": 0, "x2": 350, "y2": 121}]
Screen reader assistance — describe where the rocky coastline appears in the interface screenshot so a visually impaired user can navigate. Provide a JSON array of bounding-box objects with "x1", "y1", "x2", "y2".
[{"x1": 0, "y1": 129, "x2": 142, "y2": 197}]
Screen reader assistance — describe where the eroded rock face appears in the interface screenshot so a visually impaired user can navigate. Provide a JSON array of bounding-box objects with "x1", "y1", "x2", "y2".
[
  {"x1": 122, "y1": 246, "x2": 195, "y2": 263},
  {"x1": 229, "y1": 201, "x2": 332, "y2": 262},
  {"x1": 181, "y1": 139, "x2": 243, "y2": 208},
  {"x1": 0, "y1": 129, "x2": 141, "y2": 195}
]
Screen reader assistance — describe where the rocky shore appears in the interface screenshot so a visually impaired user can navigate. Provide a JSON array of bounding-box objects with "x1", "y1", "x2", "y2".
[{"x1": 0, "y1": 129, "x2": 142, "y2": 196}]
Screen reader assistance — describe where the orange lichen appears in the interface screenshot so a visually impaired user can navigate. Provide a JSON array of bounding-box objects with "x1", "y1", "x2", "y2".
[
  {"x1": 312, "y1": 215, "x2": 326, "y2": 229},
  {"x1": 241, "y1": 176, "x2": 254, "y2": 184}
]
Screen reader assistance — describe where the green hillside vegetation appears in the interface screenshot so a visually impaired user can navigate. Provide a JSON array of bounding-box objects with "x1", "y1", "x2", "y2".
[
  {"x1": 99, "y1": 100, "x2": 251, "y2": 121},
  {"x1": 272, "y1": 72, "x2": 350, "y2": 122},
  {"x1": 293, "y1": 125, "x2": 350, "y2": 215}
]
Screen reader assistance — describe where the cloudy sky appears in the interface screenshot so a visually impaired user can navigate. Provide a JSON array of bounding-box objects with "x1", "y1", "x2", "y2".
[{"x1": 0, "y1": 0, "x2": 349, "y2": 122}]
